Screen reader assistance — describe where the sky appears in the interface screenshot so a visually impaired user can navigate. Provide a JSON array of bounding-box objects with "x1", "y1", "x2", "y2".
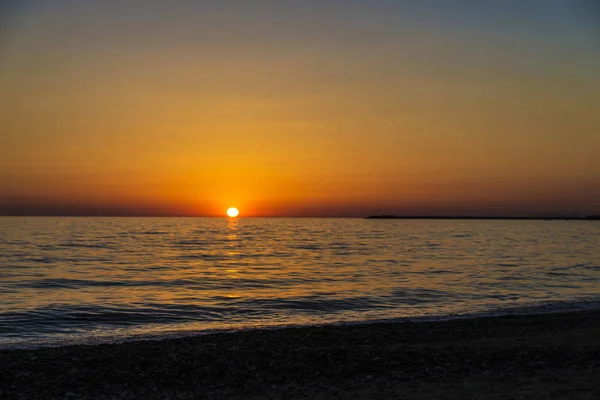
[{"x1": 1, "y1": 0, "x2": 599, "y2": 217}]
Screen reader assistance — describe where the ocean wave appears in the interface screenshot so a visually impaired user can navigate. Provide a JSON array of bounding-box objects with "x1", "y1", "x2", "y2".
[
  {"x1": 10, "y1": 277, "x2": 278, "y2": 290},
  {"x1": 3, "y1": 297, "x2": 600, "y2": 350},
  {"x1": 57, "y1": 241, "x2": 114, "y2": 249}
]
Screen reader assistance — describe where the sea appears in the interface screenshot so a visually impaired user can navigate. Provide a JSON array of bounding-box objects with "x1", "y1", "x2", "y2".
[{"x1": 1, "y1": 217, "x2": 599, "y2": 349}]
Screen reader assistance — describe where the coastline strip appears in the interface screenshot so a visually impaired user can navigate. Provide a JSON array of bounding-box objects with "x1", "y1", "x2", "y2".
[{"x1": 1, "y1": 310, "x2": 599, "y2": 399}]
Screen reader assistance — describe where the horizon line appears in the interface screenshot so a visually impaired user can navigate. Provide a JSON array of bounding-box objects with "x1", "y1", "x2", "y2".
[{"x1": 1, "y1": 214, "x2": 598, "y2": 220}]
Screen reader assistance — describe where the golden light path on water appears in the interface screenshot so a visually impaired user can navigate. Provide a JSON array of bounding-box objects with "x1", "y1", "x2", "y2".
[{"x1": 1, "y1": 217, "x2": 599, "y2": 348}]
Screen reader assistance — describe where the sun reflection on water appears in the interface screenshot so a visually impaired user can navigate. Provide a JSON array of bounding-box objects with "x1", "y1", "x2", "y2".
[{"x1": 1, "y1": 217, "x2": 599, "y2": 347}]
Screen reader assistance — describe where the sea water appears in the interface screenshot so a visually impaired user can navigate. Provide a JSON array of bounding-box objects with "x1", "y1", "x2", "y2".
[{"x1": 1, "y1": 217, "x2": 599, "y2": 348}]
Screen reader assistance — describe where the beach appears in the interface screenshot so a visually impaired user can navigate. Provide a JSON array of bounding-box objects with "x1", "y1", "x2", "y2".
[{"x1": 1, "y1": 310, "x2": 599, "y2": 399}]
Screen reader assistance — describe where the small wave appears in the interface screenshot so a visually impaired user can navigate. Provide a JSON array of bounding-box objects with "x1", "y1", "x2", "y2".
[
  {"x1": 471, "y1": 298, "x2": 600, "y2": 318},
  {"x1": 26, "y1": 257, "x2": 57, "y2": 264},
  {"x1": 0, "y1": 304, "x2": 226, "y2": 335},
  {"x1": 583, "y1": 265, "x2": 600, "y2": 271},
  {"x1": 546, "y1": 271, "x2": 573, "y2": 277},
  {"x1": 173, "y1": 240, "x2": 208, "y2": 246},
  {"x1": 292, "y1": 244, "x2": 322, "y2": 250},
  {"x1": 176, "y1": 253, "x2": 229, "y2": 261},
  {"x1": 13, "y1": 277, "x2": 213, "y2": 289},
  {"x1": 389, "y1": 288, "x2": 449, "y2": 304},
  {"x1": 58, "y1": 242, "x2": 113, "y2": 249},
  {"x1": 236, "y1": 295, "x2": 389, "y2": 312},
  {"x1": 329, "y1": 242, "x2": 350, "y2": 249}
]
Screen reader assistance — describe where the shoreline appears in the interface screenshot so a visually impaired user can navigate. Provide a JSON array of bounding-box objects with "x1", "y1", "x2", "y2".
[
  {"x1": 5, "y1": 300, "x2": 600, "y2": 351},
  {"x1": 2, "y1": 309, "x2": 599, "y2": 399}
]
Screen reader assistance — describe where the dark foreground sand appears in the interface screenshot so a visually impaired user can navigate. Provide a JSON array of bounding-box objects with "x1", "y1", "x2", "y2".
[{"x1": 1, "y1": 310, "x2": 599, "y2": 399}]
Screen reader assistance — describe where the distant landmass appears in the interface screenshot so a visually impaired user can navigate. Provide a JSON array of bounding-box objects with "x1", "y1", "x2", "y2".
[{"x1": 366, "y1": 215, "x2": 600, "y2": 220}]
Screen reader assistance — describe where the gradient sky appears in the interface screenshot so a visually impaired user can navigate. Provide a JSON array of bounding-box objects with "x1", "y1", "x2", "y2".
[{"x1": 1, "y1": 0, "x2": 599, "y2": 217}]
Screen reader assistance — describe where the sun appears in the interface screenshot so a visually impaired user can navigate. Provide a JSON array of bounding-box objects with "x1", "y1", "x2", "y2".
[{"x1": 226, "y1": 207, "x2": 239, "y2": 218}]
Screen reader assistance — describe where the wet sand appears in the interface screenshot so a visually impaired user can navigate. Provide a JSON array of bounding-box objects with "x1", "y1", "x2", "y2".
[{"x1": 1, "y1": 310, "x2": 599, "y2": 399}]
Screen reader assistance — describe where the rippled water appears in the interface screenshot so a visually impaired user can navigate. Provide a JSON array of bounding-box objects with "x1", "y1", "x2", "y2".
[{"x1": 1, "y1": 217, "x2": 599, "y2": 348}]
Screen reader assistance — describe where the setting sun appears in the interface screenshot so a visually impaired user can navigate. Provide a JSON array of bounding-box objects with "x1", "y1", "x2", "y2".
[{"x1": 226, "y1": 207, "x2": 239, "y2": 218}]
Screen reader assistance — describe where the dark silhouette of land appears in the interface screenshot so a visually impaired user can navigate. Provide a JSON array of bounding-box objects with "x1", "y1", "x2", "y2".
[{"x1": 366, "y1": 214, "x2": 600, "y2": 220}]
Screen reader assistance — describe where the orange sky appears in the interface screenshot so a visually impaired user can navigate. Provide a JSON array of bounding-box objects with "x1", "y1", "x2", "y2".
[{"x1": 1, "y1": 1, "x2": 599, "y2": 217}]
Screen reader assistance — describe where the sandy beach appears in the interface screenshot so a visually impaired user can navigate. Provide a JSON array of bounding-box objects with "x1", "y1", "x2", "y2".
[{"x1": 1, "y1": 310, "x2": 599, "y2": 399}]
